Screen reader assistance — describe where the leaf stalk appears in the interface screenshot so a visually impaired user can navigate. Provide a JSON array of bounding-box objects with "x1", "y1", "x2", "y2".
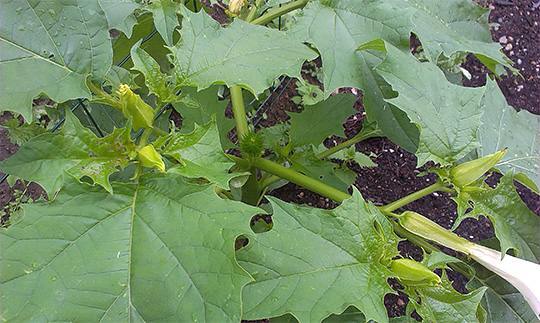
[{"x1": 251, "y1": 0, "x2": 310, "y2": 25}]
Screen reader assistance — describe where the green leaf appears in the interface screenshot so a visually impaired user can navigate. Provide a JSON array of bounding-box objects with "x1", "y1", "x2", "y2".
[
  {"x1": 74, "y1": 101, "x2": 128, "y2": 136},
  {"x1": 270, "y1": 306, "x2": 367, "y2": 323},
  {"x1": 101, "y1": 0, "x2": 142, "y2": 38},
  {"x1": 288, "y1": 93, "x2": 356, "y2": 147},
  {"x1": 475, "y1": 79, "x2": 540, "y2": 189},
  {"x1": 171, "y1": 5, "x2": 317, "y2": 96},
  {"x1": 0, "y1": 1, "x2": 138, "y2": 121},
  {"x1": 130, "y1": 41, "x2": 177, "y2": 102},
  {"x1": 467, "y1": 239, "x2": 540, "y2": 323},
  {"x1": 162, "y1": 119, "x2": 246, "y2": 189},
  {"x1": 409, "y1": 271, "x2": 486, "y2": 323},
  {"x1": 0, "y1": 111, "x2": 135, "y2": 195},
  {"x1": 237, "y1": 189, "x2": 400, "y2": 323},
  {"x1": 104, "y1": 65, "x2": 139, "y2": 91},
  {"x1": 112, "y1": 13, "x2": 171, "y2": 73},
  {"x1": 172, "y1": 86, "x2": 235, "y2": 148},
  {"x1": 328, "y1": 146, "x2": 377, "y2": 168},
  {"x1": 385, "y1": 0, "x2": 510, "y2": 72},
  {"x1": 290, "y1": 0, "x2": 411, "y2": 97},
  {"x1": 1, "y1": 173, "x2": 260, "y2": 322},
  {"x1": 1, "y1": 118, "x2": 47, "y2": 146},
  {"x1": 289, "y1": 146, "x2": 356, "y2": 192},
  {"x1": 460, "y1": 172, "x2": 540, "y2": 263},
  {"x1": 289, "y1": 1, "x2": 420, "y2": 153},
  {"x1": 147, "y1": 0, "x2": 182, "y2": 46},
  {"x1": 376, "y1": 44, "x2": 484, "y2": 165}
]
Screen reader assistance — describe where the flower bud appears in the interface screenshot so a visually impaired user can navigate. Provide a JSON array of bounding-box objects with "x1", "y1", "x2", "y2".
[
  {"x1": 449, "y1": 149, "x2": 506, "y2": 188},
  {"x1": 138, "y1": 144, "x2": 165, "y2": 172},
  {"x1": 228, "y1": 0, "x2": 247, "y2": 15},
  {"x1": 388, "y1": 258, "x2": 441, "y2": 287},
  {"x1": 398, "y1": 211, "x2": 473, "y2": 254},
  {"x1": 116, "y1": 84, "x2": 155, "y2": 131}
]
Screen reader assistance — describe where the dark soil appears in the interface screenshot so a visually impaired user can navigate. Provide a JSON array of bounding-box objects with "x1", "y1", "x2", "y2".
[{"x1": 1, "y1": 0, "x2": 539, "y2": 321}]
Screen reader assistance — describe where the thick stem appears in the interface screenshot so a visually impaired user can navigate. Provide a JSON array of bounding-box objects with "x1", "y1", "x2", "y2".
[
  {"x1": 245, "y1": 0, "x2": 265, "y2": 23},
  {"x1": 379, "y1": 181, "x2": 452, "y2": 214},
  {"x1": 316, "y1": 129, "x2": 382, "y2": 159},
  {"x1": 252, "y1": 157, "x2": 351, "y2": 202},
  {"x1": 260, "y1": 129, "x2": 381, "y2": 189},
  {"x1": 251, "y1": 0, "x2": 309, "y2": 25},
  {"x1": 230, "y1": 85, "x2": 249, "y2": 140}
]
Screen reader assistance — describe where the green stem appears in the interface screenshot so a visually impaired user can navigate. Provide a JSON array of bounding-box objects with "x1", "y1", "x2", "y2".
[
  {"x1": 316, "y1": 129, "x2": 382, "y2": 159},
  {"x1": 252, "y1": 157, "x2": 351, "y2": 203},
  {"x1": 260, "y1": 129, "x2": 381, "y2": 189},
  {"x1": 139, "y1": 128, "x2": 153, "y2": 146},
  {"x1": 379, "y1": 181, "x2": 451, "y2": 214},
  {"x1": 230, "y1": 85, "x2": 249, "y2": 140},
  {"x1": 251, "y1": 0, "x2": 309, "y2": 25},
  {"x1": 245, "y1": 0, "x2": 265, "y2": 23}
]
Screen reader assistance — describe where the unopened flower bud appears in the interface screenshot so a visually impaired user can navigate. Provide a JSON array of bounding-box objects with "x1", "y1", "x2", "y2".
[
  {"x1": 117, "y1": 84, "x2": 155, "y2": 131},
  {"x1": 449, "y1": 149, "x2": 506, "y2": 188},
  {"x1": 388, "y1": 258, "x2": 441, "y2": 287},
  {"x1": 138, "y1": 144, "x2": 165, "y2": 172}
]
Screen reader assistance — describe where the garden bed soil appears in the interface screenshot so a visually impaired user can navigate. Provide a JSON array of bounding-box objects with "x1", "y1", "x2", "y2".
[{"x1": 1, "y1": 0, "x2": 540, "y2": 320}]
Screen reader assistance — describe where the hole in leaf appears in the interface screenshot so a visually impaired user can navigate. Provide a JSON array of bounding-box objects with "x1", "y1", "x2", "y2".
[
  {"x1": 250, "y1": 213, "x2": 273, "y2": 233},
  {"x1": 234, "y1": 235, "x2": 249, "y2": 250}
]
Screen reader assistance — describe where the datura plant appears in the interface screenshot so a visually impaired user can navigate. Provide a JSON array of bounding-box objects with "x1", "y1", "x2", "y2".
[{"x1": 0, "y1": 0, "x2": 539, "y2": 322}]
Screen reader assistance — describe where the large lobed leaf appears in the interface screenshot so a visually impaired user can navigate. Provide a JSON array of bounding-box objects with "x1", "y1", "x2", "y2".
[
  {"x1": 376, "y1": 45, "x2": 484, "y2": 165},
  {"x1": 237, "y1": 189, "x2": 400, "y2": 323},
  {"x1": 170, "y1": 5, "x2": 317, "y2": 96},
  {"x1": 289, "y1": 0, "x2": 419, "y2": 153},
  {"x1": 475, "y1": 79, "x2": 540, "y2": 189},
  {"x1": 0, "y1": 0, "x2": 140, "y2": 121},
  {"x1": 0, "y1": 111, "x2": 136, "y2": 195},
  {"x1": 384, "y1": 0, "x2": 509, "y2": 71},
  {"x1": 1, "y1": 174, "x2": 261, "y2": 322},
  {"x1": 289, "y1": 0, "x2": 509, "y2": 158}
]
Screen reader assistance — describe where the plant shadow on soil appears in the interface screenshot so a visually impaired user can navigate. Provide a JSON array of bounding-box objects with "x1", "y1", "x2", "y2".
[{"x1": 1, "y1": 0, "x2": 539, "y2": 320}]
